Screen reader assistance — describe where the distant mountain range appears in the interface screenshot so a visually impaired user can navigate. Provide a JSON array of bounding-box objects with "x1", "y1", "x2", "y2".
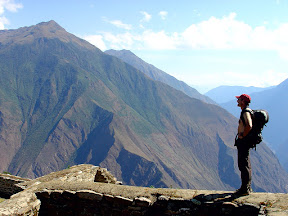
[
  {"x1": 210, "y1": 81, "x2": 288, "y2": 172},
  {"x1": 0, "y1": 21, "x2": 287, "y2": 193},
  {"x1": 205, "y1": 85, "x2": 275, "y2": 104}
]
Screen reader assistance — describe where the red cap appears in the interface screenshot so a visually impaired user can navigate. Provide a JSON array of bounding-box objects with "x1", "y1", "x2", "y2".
[{"x1": 236, "y1": 94, "x2": 251, "y2": 103}]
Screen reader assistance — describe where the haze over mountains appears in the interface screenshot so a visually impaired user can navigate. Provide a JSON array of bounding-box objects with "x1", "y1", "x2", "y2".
[
  {"x1": 0, "y1": 21, "x2": 287, "y2": 193},
  {"x1": 205, "y1": 86, "x2": 275, "y2": 104}
]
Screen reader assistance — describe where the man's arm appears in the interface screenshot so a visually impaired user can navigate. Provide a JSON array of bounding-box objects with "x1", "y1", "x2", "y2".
[
  {"x1": 242, "y1": 112, "x2": 252, "y2": 137},
  {"x1": 238, "y1": 111, "x2": 252, "y2": 139}
]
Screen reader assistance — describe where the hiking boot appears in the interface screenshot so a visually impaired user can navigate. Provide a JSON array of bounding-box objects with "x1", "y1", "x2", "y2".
[{"x1": 233, "y1": 188, "x2": 251, "y2": 197}]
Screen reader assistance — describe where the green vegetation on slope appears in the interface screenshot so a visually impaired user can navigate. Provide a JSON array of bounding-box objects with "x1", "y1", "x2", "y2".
[{"x1": 1, "y1": 21, "x2": 287, "y2": 193}]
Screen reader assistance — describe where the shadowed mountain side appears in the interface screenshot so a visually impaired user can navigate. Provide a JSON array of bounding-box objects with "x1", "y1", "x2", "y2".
[
  {"x1": 116, "y1": 149, "x2": 166, "y2": 187},
  {"x1": 277, "y1": 138, "x2": 288, "y2": 172},
  {"x1": 74, "y1": 117, "x2": 115, "y2": 166},
  {"x1": 0, "y1": 21, "x2": 287, "y2": 193},
  {"x1": 105, "y1": 49, "x2": 215, "y2": 105},
  {"x1": 217, "y1": 134, "x2": 240, "y2": 189}
]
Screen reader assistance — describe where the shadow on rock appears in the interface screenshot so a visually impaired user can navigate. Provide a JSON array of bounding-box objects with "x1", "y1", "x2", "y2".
[{"x1": 193, "y1": 192, "x2": 236, "y2": 203}]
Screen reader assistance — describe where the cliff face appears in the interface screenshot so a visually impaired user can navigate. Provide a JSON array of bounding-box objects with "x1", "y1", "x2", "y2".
[{"x1": 0, "y1": 21, "x2": 288, "y2": 193}]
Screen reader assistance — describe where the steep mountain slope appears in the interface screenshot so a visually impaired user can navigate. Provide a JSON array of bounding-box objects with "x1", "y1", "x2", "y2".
[
  {"x1": 220, "y1": 79, "x2": 288, "y2": 172},
  {"x1": 205, "y1": 85, "x2": 274, "y2": 104},
  {"x1": 278, "y1": 139, "x2": 288, "y2": 172},
  {"x1": 0, "y1": 21, "x2": 287, "y2": 193},
  {"x1": 105, "y1": 49, "x2": 215, "y2": 104}
]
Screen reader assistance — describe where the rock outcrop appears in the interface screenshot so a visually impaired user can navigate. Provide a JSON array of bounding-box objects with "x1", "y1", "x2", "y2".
[
  {"x1": 0, "y1": 174, "x2": 30, "y2": 198},
  {"x1": 0, "y1": 164, "x2": 287, "y2": 215}
]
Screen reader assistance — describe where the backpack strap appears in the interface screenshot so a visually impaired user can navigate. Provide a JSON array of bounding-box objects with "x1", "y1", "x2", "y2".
[{"x1": 240, "y1": 108, "x2": 253, "y2": 126}]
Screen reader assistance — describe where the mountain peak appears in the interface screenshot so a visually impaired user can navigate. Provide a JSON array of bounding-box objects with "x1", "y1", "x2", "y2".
[
  {"x1": 0, "y1": 20, "x2": 96, "y2": 50},
  {"x1": 38, "y1": 20, "x2": 63, "y2": 29},
  {"x1": 34, "y1": 20, "x2": 66, "y2": 33}
]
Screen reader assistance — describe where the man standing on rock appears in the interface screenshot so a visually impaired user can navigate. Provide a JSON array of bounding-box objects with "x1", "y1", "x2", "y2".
[{"x1": 234, "y1": 94, "x2": 253, "y2": 196}]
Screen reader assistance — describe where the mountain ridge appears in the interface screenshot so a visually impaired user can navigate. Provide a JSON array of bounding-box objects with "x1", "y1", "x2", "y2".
[
  {"x1": 0, "y1": 20, "x2": 95, "y2": 50},
  {"x1": 0, "y1": 21, "x2": 287, "y2": 193},
  {"x1": 205, "y1": 85, "x2": 275, "y2": 104},
  {"x1": 105, "y1": 49, "x2": 215, "y2": 104}
]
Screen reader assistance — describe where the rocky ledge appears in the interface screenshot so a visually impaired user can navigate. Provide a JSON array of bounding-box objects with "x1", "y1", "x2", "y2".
[{"x1": 0, "y1": 164, "x2": 287, "y2": 216}]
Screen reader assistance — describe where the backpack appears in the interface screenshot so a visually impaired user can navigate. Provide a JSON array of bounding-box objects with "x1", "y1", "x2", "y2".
[{"x1": 240, "y1": 108, "x2": 269, "y2": 149}]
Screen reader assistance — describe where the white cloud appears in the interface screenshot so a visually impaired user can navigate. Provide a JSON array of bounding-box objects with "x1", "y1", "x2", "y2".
[
  {"x1": 104, "y1": 18, "x2": 132, "y2": 30},
  {"x1": 101, "y1": 32, "x2": 139, "y2": 50},
  {"x1": 0, "y1": 16, "x2": 8, "y2": 29},
  {"x1": 179, "y1": 13, "x2": 288, "y2": 61},
  {"x1": 140, "y1": 11, "x2": 151, "y2": 22},
  {"x1": 83, "y1": 29, "x2": 178, "y2": 51},
  {"x1": 247, "y1": 70, "x2": 288, "y2": 87},
  {"x1": 83, "y1": 35, "x2": 107, "y2": 51},
  {"x1": 93, "y1": 13, "x2": 254, "y2": 51},
  {"x1": 109, "y1": 20, "x2": 132, "y2": 30},
  {"x1": 142, "y1": 30, "x2": 179, "y2": 50},
  {"x1": 0, "y1": 0, "x2": 22, "y2": 29},
  {"x1": 159, "y1": 11, "x2": 168, "y2": 20},
  {"x1": 1, "y1": 0, "x2": 22, "y2": 13},
  {"x1": 85, "y1": 12, "x2": 288, "y2": 61},
  {"x1": 79, "y1": 12, "x2": 288, "y2": 90},
  {"x1": 181, "y1": 13, "x2": 253, "y2": 49}
]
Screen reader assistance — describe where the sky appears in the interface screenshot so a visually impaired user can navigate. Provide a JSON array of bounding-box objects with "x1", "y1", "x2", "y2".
[{"x1": 1, "y1": 0, "x2": 288, "y2": 93}]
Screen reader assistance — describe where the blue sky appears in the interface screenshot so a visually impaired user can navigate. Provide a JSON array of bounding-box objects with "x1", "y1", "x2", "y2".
[{"x1": 1, "y1": 0, "x2": 288, "y2": 93}]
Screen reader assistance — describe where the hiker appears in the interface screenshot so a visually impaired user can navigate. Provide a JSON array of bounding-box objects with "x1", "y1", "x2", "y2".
[{"x1": 234, "y1": 94, "x2": 253, "y2": 196}]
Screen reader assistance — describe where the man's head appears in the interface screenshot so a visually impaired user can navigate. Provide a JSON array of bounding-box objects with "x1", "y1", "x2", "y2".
[{"x1": 236, "y1": 94, "x2": 251, "y2": 106}]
